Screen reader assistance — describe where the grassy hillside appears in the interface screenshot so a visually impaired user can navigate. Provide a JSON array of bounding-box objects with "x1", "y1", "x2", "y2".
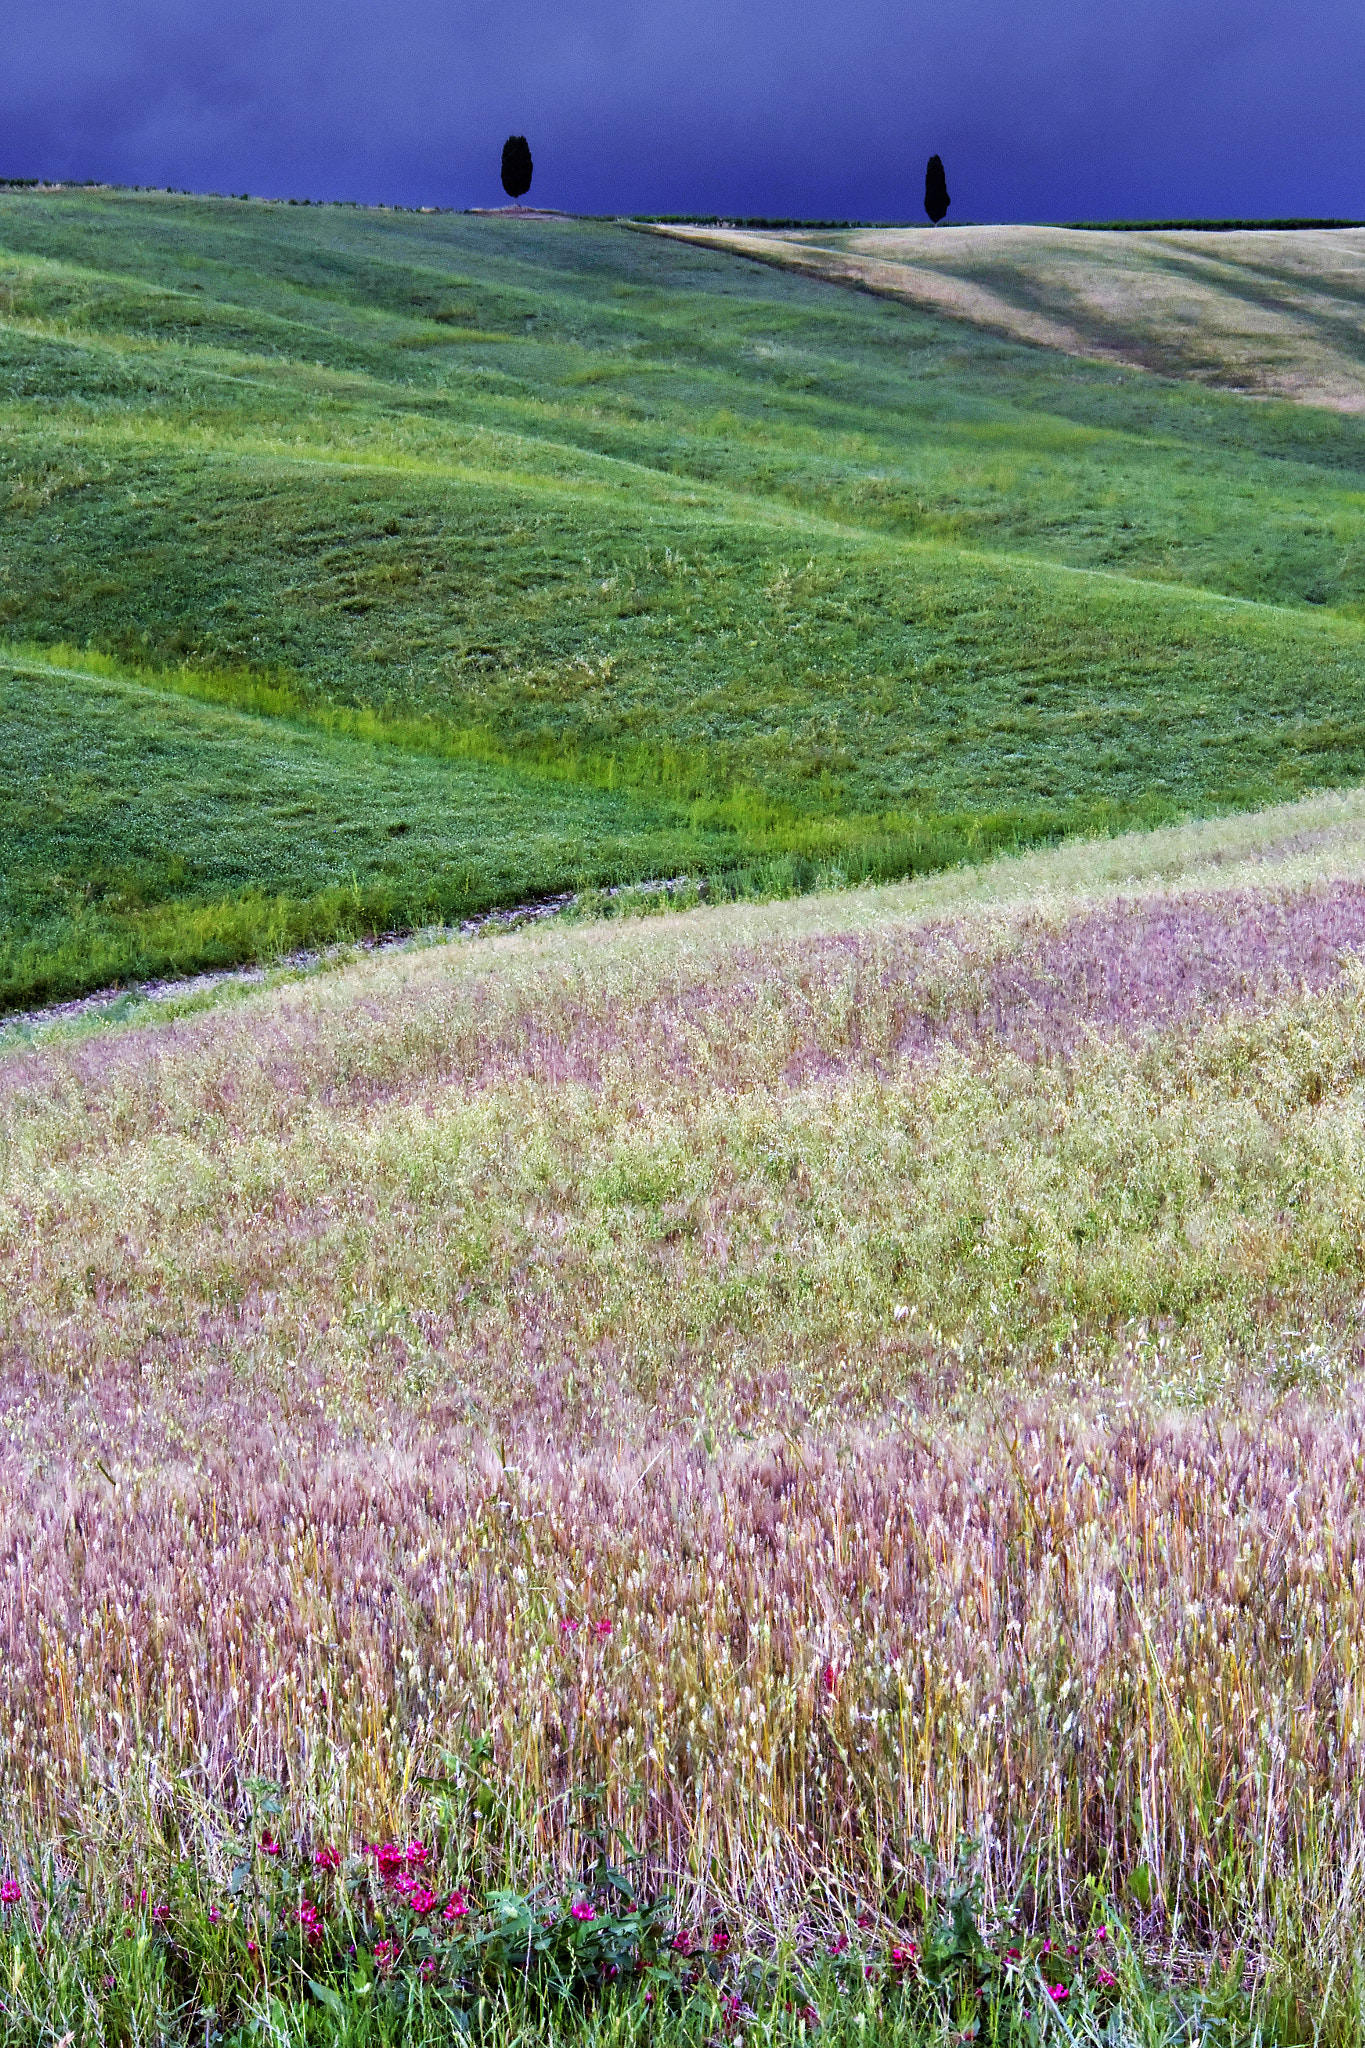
[
  {"x1": 0, "y1": 650, "x2": 749, "y2": 1004},
  {"x1": 6, "y1": 792, "x2": 1365, "y2": 2040},
  {"x1": 5, "y1": 192, "x2": 1365, "y2": 1010}
]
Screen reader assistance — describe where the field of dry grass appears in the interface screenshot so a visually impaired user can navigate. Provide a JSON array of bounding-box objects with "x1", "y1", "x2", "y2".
[
  {"x1": 652, "y1": 224, "x2": 1365, "y2": 409},
  {"x1": 5, "y1": 790, "x2": 1365, "y2": 2033}
]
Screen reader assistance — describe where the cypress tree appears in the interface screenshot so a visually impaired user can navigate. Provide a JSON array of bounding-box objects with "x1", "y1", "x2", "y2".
[
  {"x1": 501, "y1": 136, "x2": 533, "y2": 201},
  {"x1": 924, "y1": 155, "x2": 950, "y2": 224}
]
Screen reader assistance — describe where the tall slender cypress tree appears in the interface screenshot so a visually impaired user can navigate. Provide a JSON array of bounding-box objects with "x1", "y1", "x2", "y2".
[
  {"x1": 924, "y1": 155, "x2": 950, "y2": 224},
  {"x1": 501, "y1": 136, "x2": 533, "y2": 201}
]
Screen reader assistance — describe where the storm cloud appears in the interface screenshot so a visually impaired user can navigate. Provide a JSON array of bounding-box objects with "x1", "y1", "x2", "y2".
[{"x1": 3, "y1": 0, "x2": 1361, "y2": 222}]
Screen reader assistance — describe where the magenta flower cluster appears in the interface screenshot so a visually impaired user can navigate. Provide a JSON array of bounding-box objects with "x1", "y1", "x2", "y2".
[
  {"x1": 797, "y1": 1913, "x2": 1123, "y2": 2022},
  {"x1": 0, "y1": 1819, "x2": 1131, "y2": 2028}
]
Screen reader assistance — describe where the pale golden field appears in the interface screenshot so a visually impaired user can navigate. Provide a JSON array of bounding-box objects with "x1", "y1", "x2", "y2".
[
  {"x1": 652, "y1": 223, "x2": 1365, "y2": 409},
  {"x1": 5, "y1": 790, "x2": 1365, "y2": 2016}
]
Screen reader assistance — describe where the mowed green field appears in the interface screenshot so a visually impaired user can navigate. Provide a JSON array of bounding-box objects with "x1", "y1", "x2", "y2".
[{"x1": 4, "y1": 189, "x2": 1365, "y2": 1008}]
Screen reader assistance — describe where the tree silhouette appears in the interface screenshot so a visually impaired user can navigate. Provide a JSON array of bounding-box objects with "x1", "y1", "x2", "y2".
[
  {"x1": 924, "y1": 155, "x2": 950, "y2": 225},
  {"x1": 501, "y1": 136, "x2": 533, "y2": 202}
]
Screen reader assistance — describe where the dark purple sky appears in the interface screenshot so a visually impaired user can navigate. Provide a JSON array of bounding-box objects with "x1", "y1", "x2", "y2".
[{"x1": 4, "y1": 0, "x2": 1362, "y2": 222}]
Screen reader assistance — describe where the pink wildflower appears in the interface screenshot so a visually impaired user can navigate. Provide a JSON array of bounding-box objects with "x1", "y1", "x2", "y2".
[
  {"x1": 1095, "y1": 1966, "x2": 1118, "y2": 1989},
  {"x1": 889, "y1": 1942, "x2": 917, "y2": 1971},
  {"x1": 710, "y1": 1925, "x2": 730, "y2": 1954},
  {"x1": 209, "y1": 1905, "x2": 221, "y2": 1926},
  {"x1": 444, "y1": 1890, "x2": 470, "y2": 1921},
  {"x1": 1048, "y1": 1984, "x2": 1069, "y2": 2002},
  {"x1": 570, "y1": 1899, "x2": 596, "y2": 1921},
  {"x1": 420, "y1": 1957, "x2": 439, "y2": 1982},
  {"x1": 314, "y1": 1845, "x2": 341, "y2": 1872},
  {"x1": 405, "y1": 1840, "x2": 428, "y2": 1868},
  {"x1": 296, "y1": 1901, "x2": 323, "y2": 1941},
  {"x1": 151, "y1": 1903, "x2": 170, "y2": 1927},
  {"x1": 595, "y1": 1619, "x2": 612, "y2": 1636},
  {"x1": 800, "y1": 2003, "x2": 820, "y2": 2028},
  {"x1": 560, "y1": 1618, "x2": 579, "y2": 1635},
  {"x1": 822, "y1": 1662, "x2": 837, "y2": 1695},
  {"x1": 410, "y1": 1886, "x2": 438, "y2": 1915},
  {"x1": 827, "y1": 1933, "x2": 849, "y2": 1957},
  {"x1": 856, "y1": 1913, "x2": 873, "y2": 1930},
  {"x1": 0, "y1": 1879, "x2": 21, "y2": 1907},
  {"x1": 260, "y1": 1837, "x2": 281, "y2": 1858},
  {"x1": 374, "y1": 1938, "x2": 397, "y2": 1974},
  {"x1": 671, "y1": 1930, "x2": 695, "y2": 1955},
  {"x1": 374, "y1": 1842, "x2": 405, "y2": 1878}
]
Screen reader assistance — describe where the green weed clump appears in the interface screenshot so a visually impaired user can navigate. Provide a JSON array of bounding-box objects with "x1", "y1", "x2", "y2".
[{"x1": 0, "y1": 1800, "x2": 1233, "y2": 2047}]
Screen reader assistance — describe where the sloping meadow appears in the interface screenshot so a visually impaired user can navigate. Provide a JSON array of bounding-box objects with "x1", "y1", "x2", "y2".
[
  {"x1": 10, "y1": 197, "x2": 1365, "y2": 1018},
  {"x1": 4, "y1": 795, "x2": 1365, "y2": 2008}
]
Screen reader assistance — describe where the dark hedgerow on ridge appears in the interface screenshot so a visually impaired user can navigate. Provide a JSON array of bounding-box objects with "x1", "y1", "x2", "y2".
[
  {"x1": 924, "y1": 154, "x2": 950, "y2": 224},
  {"x1": 501, "y1": 136, "x2": 533, "y2": 200}
]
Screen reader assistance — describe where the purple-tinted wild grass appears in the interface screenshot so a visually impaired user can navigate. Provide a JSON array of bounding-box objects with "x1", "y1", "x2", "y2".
[{"x1": 4, "y1": 834, "x2": 1365, "y2": 2024}]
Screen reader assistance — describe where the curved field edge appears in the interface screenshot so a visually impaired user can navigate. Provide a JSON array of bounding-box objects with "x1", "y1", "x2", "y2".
[
  {"x1": 0, "y1": 639, "x2": 1227, "y2": 1016},
  {"x1": 0, "y1": 700, "x2": 1054, "y2": 1024},
  {"x1": 647, "y1": 221, "x2": 1365, "y2": 411},
  {"x1": 6, "y1": 775, "x2": 1365, "y2": 1047},
  {"x1": 9, "y1": 513, "x2": 1365, "y2": 1009}
]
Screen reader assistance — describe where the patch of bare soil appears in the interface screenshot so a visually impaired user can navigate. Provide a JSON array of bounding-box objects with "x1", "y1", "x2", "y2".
[{"x1": 650, "y1": 222, "x2": 1365, "y2": 410}]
